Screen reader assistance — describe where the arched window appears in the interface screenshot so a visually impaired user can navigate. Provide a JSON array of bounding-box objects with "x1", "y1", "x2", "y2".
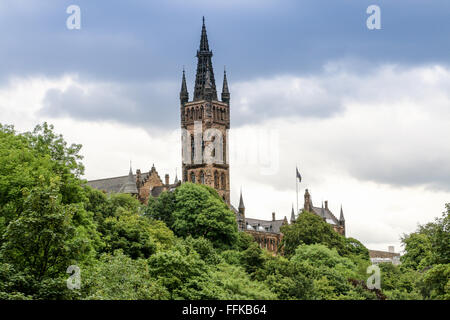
[
  {"x1": 191, "y1": 135, "x2": 195, "y2": 163},
  {"x1": 190, "y1": 171, "x2": 195, "y2": 183},
  {"x1": 221, "y1": 173, "x2": 226, "y2": 190},
  {"x1": 200, "y1": 106, "x2": 203, "y2": 119},
  {"x1": 200, "y1": 171, "x2": 205, "y2": 184},
  {"x1": 190, "y1": 108, "x2": 193, "y2": 120},
  {"x1": 201, "y1": 136, "x2": 205, "y2": 159},
  {"x1": 214, "y1": 171, "x2": 219, "y2": 189},
  {"x1": 212, "y1": 106, "x2": 216, "y2": 120}
]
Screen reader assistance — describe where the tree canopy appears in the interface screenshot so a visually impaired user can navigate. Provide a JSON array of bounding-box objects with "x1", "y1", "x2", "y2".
[{"x1": 0, "y1": 122, "x2": 448, "y2": 300}]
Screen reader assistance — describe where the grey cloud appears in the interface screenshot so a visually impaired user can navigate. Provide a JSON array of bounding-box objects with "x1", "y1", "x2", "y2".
[{"x1": 40, "y1": 80, "x2": 179, "y2": 130}]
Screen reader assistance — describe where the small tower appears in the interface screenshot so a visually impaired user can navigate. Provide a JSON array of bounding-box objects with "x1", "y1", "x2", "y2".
[
  {"x1": 221, "y1": 68, "x2": 230, "y2": 104},
  {"x1": 238, "y1": 189, "x2": 246, "y2": 231},
  {"x1": 119, "y1": 165, "x2": 138, "y2": 195},
  {"x1": 290, "y1": 204, "x2": 296, "y2": 223},
  {"x1": 180, "y1": 69, "x2": 189, "y2": 104},
  {"x1": 304, "y1": 189, "x2": 312, "y2": 212},
  {"x1": 339, "y1": 205, "x2": 346, "y2": 236},
  {"x1": 339, "y1": 205, "x2": 345, "y2": 225}
]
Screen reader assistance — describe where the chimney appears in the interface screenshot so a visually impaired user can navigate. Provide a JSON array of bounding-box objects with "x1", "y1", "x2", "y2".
[
  {"x1": 272, "y1": 212, "x2": 276, "y2": 221},
  {"x1": 388, "y1": 246, "x2": 395, "y2": 253},
  {"x1": 165, "y1": 174, "x2": 169, "y2": 185},
  {"x1": 324, "y1": 200, "x2": 328, "y2": 210}
]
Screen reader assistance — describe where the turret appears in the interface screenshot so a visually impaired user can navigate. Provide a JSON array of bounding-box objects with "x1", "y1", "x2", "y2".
[
  {"x1": 290, "y1": 204, "x2": 296, "y2": 223},
  {"x1": 221, "y1": 68, "x2": 230, "y2": 104},
  {"x1": 339, "y1": 205, "x2": 345, "y2": 225},
  {"x1": 119, "y1": 165, "x2": 138, "y2": 195},
  {"x1": 304, "y1": 189, "x2": 312, "y2": 212},
  {"x1": 238, "y1": 189, "x2": 246, "y2": 231},
  {"x1": 180, "y1": 69, "x2": 189, "y2": 104}
]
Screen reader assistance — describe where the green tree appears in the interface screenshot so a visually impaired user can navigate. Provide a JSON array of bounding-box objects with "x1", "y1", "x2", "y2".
[
  {"x1": 290, "y1": 244, "x2": 371, "y2": 299},
  {"x1": 171, "y1": 183, "x2": 238, "y2": 249},
  {"x1": 280, "y1": 212, "x2": 348, "y2": 257},
  {"x1": 259, "y1": 255, "x2": 315, "y2": 300},
  {"x1": 240, "y1": 242, "x2": 266, "y2": 276},
  {"x1": 145, "y1": 190, "x2": 176, "y2": 228},
  {"x1": 81, "y1": 250, "x2": 169, "y2": 300},
  {"x1": 147, "y1": 242, "x2": 209, "y2": 299},
  {"x1": 101, "y1": 210, "x2": 175, "y2": 259},
  {"x1": 401, "y1": 233, "x2": 433, "y2": 270},
  {"x1": 0, "y1": 179, "x2": 97, "y2": 299},
  {"x1": 378, "y1": 263, "x2": 422, "y2": 300},
  {"x1": 203, "y1": 263, "x2": 276, "y2": 300},
  {"x1": 420, "y1": 264, "x2": 450, "y2": 300}
]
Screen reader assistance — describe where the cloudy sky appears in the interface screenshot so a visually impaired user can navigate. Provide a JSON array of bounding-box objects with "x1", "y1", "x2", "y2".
[{"x1": 1, "y1": 0, "x2": 450, "y2": 251}]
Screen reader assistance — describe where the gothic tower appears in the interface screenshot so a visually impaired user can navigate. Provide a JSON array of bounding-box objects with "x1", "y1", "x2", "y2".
[{"x1": 180, "y1": 17, "x2": 231, "y2": 204}]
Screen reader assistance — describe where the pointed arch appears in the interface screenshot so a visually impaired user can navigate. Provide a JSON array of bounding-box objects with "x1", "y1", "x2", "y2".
[
  {"x1": 214, "y1": 170, "x2": 219, "y2": 189},
  {"x1": 221, "y1": 172, "x2": 226, "y2": 190},
  {"x1": 200, "y1": 170, "x2": 205, "y2": 184}
]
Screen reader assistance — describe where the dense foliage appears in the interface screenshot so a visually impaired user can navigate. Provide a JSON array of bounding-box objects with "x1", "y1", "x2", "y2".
[{"x1": 0, "y1": 123, "x2": 448, "y2": 300}]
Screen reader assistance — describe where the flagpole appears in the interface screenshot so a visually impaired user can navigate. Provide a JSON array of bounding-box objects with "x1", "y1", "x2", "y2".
[{"x1": 296, "y1": 166, "x2": 299, "y2": 215}]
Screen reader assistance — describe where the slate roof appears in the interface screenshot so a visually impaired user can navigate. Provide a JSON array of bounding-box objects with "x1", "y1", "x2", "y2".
[
  {"x1": 369, "y1": 250, "x2": 400, "y2": 259},
  {"x1": 311, "y1": 206, "x2": 340, "y2": 225},
  {"x1": 245, "y1": 217, "x2": 286, "y2": 234},
  {"x1": 87, "y1": 171, "x2": 150, "y2": 194}
]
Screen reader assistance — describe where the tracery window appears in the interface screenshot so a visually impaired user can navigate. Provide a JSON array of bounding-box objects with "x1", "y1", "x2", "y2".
[
  {"x1": 200, "y1": 170, "x2": 205, "y2": 184},
  {"x1": 214, "y1": 171, "x2": 219, "y2": 189}
]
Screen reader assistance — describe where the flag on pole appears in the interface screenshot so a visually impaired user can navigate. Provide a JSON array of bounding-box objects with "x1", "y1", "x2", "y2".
[{"x1": 296, "y1": 167, "x2": 302, "y2": 183}]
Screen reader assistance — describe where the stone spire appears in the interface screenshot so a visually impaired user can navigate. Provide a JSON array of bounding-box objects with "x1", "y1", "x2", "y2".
[
  {"x1": 174, "y1": 169, "x2": 179, "y2": 183},
  {"x1": 194, "y1": 17, "x2": 217, "y2": 101},
  {"x1": 238, "y1": 188, "x2": 246, "y2": 231},
  {"x1": 290, "y1": 204, "x2": 296, "y2": 223},
  {"x1": 238, "y1": 188, "x2": 245, "y2": 212},
  {"x1": 221, "y1": 68, "x2": 230, "y2": 103},
  {"x1": 339, "y1": 205, "x2": 345, "y2": 223},
  {"x1": 180, "y1": 68, "x2": 189, "y2": 104},
  {"x1": 119, "y1": 164, "x2": 138, "y2": 195},
  {"x1": 199, "y1": 16, "x2": 209, "y2": 51}
]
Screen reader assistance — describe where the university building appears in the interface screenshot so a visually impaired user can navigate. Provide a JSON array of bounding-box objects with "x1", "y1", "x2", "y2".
[{"x1": 87, "y1": 18, "x2": 346, "y2": 253}]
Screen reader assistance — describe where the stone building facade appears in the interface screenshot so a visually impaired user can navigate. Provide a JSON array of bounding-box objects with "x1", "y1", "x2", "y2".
[
  {"x1": 87, "y1": 18, "x2": 347, "y2": 254},
  {"x1": 87, "y1": 164, "x2": 180, "y2": 205},
  {"x1": 302, "y1": 188, "x2": 346, "y2": 236},
  {"x1": 180, "y1": 17, "x2": 231, "y2": 205}
]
